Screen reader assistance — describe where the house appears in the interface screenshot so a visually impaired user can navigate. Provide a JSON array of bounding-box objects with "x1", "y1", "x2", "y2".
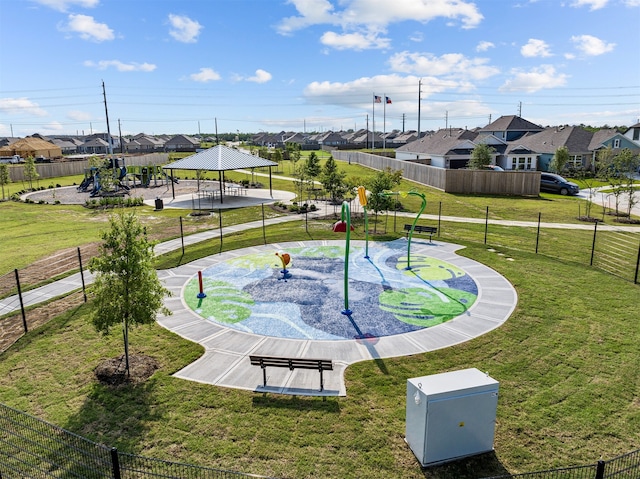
[
  {"x1": 164, "y1": 134, "x2": 200, "y2": 152},
  {"x1": 0, "y1": 136, "x2": 63, "y2": 159},
  {"x1": 316, "y1": 131, "x2": 347, "y2": 146},
  {"x1": 507, "y1": 125, "x2": 593, "y2": 171},
  {"x1": 623, "y1": 122, "x2": 640, "y2": 146},
  {"x1": 396, "y1": 128, "x2": 484, "y2": 168},
  {"x1": 588, "y1": 128, "x2": 640, "y2": 165},
  {"x1": 125, "y1": 134, "x2": 165, "y2": 152}
]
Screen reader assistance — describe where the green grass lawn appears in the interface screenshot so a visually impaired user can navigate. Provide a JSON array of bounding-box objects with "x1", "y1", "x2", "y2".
[
  {"x1": 1, "y1": 159, "x2": 640, "y2": 478},
  {"x1": 1, "y1": 230, "x2": 639, "y2": 479}
]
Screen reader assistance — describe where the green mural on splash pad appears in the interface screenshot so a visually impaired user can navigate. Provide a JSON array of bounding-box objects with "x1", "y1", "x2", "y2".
[
  {"x1": 379, "y1": 287, "x2": 477, "y2": 327},
  {"x1": 184, "y1": 278, "x2": 253, "y2": 324},
  {"x1": 396, "y1": 255, "x2": 467, "y2": 281}
]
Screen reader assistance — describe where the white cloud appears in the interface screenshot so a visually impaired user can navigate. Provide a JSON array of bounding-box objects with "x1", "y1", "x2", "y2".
[
  {"x1": 320, "y1": 30, "x2": 390, "y2": 50},
  {"x1": 31, "y1": 0, "x2": 99, "y2": 12},
  {"x1": 0, "y1": 98, "x2": 48, "y2": 117},
  {"x1": 476, "y1": 41, "x2": 494, "y2": 52},
  {"x1": 189, "y1": 68, "x2": 221, "y2": 82},
  {"x1": 571, "y1": 34, "x2": 615, "y2": 56},
  {"x1": 247, "y1": 69, "x2": 272, "y2": 83},
  {"x1": 570, "y1": 0, "x2": 609, "y2": 10},
  {"x1": 168, "y1": 14, "x2": 202, "y2": 43},
  {"x1": 521, "y1": 38, "x2": 552, "y2": 57},
  {"x1": 500, "y1": 65, "x2": 568, "y2": 93},
  {"x1": 60, "y1": 14, "x2": 114, "y2": 42},
  {"x1": 277, "y1": 0, "x2": 483, "y2": 50},
  {"x1": 389, "y1": 51, "x2": 500, "y2": 81},
  {"x1": 623, "y1": 0, "x2": 640, "y2": 5},
  {"x1": 83, "y1": 60, "x2": 156, "y2": 72}
]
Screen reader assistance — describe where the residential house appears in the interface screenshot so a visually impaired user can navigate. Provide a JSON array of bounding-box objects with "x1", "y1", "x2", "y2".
[
  {"x1": 316, "y1": 131, "x2": 347, "y2": 147},
  {"x1": 477, "y1": 115, "x2": 544, "y2": 142},
  {"x1": 507, "y1": 125, "x2": 593, "y2": 171},
  {"x1": 396, "y1": 128, "x2": 485, "y2": 168},
  {"x1": 588, "y1": 128, "x2": 640, "y2": 165},
  {"x1": 164, "y1": 134, "x2": 200, "y2": 152},
  {"x1": 623, "y1": 122, "x2": 640, "y2": 146}
]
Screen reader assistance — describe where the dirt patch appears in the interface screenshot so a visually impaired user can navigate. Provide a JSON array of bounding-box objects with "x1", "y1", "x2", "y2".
[{"x1": 94, "y1": 354, "x2": 159, "y2": 386}]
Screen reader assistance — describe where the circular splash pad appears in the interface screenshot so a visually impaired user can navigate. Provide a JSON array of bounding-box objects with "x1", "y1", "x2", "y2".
[{"x1": 184, "y1": 239, "x2": 479, "y2": 340}]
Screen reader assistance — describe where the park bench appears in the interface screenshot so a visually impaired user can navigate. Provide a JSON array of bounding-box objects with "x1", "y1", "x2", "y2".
[
  {"x1": 249, "y1": 355, "x2": 333, "y2": 392},
  {"x1": 404, "y1": 224, "x2": 438, "y2": 241}
]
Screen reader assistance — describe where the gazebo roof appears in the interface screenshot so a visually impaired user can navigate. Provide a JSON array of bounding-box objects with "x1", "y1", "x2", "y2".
[{"x1": 162, "y1": 145, "x2": 276, "y2": 171}]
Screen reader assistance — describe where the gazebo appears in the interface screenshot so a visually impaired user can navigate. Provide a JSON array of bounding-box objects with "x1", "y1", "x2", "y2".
[{"x1": 162, "y1": 145, "x2": 277, "y2": 203}]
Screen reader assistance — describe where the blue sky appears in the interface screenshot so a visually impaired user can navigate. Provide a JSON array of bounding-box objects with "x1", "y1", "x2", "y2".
[{"x1": 1, "y1": 0, "x2": 639, "y2": 137}]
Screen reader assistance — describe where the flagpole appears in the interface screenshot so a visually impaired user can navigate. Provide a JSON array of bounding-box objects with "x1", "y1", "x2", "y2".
[
  {"x1": 372, "y1": 93, "x2": 375, "y2": 151},
  {"x1": 383, "y1": 93, "x2": 386, "y2": 150}
]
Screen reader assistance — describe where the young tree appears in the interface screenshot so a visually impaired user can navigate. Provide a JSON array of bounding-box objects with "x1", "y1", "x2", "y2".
[
  {"x1": 612, "y1": 148, "x2": 640, "y2": 217},
  {"x1": 272, "y1": 148, "x2": 283, "y2": 172},
  {"x1": 467, "y1": 143, "x2": 495, "y2": 169},
  {"x1": 89, "y1": 212, "x2": 171, "y2": 377},
  {"x1": 549, "y1": 146, "x2": 569, "y2": 174},
  {"x1": 365, "y1": 167, "x2": 403, "y2": 232},
  {"x1": 23, "y1": 156, "x2": 39, "y2": 190},
  {"x1": 0, "y1": 163, "x2": 11, "y2": 200},
  {"x1": 319, "y1": 155, "x2": 347, "y2": 203}
]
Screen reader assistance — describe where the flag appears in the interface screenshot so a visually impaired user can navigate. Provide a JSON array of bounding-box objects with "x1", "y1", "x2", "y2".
[
  {"x1": 374, "y1": 95, "x2": 382, "y2": 103},
  {"x1": 386, "y1": 96, "x2": 392, "y2": 104}
]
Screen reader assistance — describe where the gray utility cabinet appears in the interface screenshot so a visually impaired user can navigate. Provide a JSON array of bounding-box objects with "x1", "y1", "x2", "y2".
[{"x1": 405, "y1": 368, "x2": 499, "y2": 466}]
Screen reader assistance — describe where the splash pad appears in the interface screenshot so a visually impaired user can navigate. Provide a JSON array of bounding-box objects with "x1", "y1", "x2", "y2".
[{"x1": 185, "y1": 239, "x2": 479, "y2": 341}]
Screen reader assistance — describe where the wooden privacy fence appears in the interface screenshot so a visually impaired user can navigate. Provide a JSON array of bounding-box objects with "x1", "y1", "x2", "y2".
[
  {"x1": 7, "y1": 153, "x2": 169, "y2": 182},
  {"x1": 331, "y1": 150, "x2": 541, "y2": 196}
]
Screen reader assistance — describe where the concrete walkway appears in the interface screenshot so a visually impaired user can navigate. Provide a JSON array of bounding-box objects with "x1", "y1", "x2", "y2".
[{"x1": 155, "y1": 239, "x2": 517, "y2": 397}]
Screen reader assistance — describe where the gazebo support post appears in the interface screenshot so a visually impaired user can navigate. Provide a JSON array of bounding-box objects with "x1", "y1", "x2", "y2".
[
  {"x1": 170, "y1": 168, "x2": 175, "y2": 199},
  {"x1": 269, "y1": 167, "x2": 273, "y2": 198},
  {"x1": 218, "y1": 171, "x2": 224, "y2": 204}
]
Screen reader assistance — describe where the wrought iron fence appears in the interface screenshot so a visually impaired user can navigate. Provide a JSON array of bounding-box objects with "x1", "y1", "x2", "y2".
[{"x1": 0, "y1": 403, "x2": 272, "y2": 478}]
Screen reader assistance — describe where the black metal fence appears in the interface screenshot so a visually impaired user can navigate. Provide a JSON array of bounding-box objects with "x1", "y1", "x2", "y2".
[
  {"x1": 482, "y1": 448, "x2": 640, "y2": 478},
  {"x1": 0, "y1": 402, "x2": 272, "y2": 478}
]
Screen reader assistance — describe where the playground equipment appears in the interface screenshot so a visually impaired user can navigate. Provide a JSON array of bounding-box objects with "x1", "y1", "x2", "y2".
[
  {"x1": 357, "y1": 186, "x2": 370, "y2": 259},
  {"x1": 382, "y1": 190, "x2": 427, "y2": 270},
  {"x1": 332, "y1": 201, "x2": 355, "y2": 316},
  {"x1": 77, "y1": 159, "x2": 178, "y2": 197},
  {"x1": 275, "y1": 252, "x2": 292, "y2": 280},
  {"x1": 77, "y1": 157, "x2": 129, "y2": 197}
]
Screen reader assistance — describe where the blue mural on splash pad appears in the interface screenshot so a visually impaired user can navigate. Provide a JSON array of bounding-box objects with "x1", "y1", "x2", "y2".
[{"x1": 184, "y1": 240, "x2": 478, "y2": 340}]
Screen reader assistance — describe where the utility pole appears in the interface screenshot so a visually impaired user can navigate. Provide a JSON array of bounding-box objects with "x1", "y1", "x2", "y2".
[
  {"x1": 402, "y1": 113, "x2": 405, "y2": 132},
  {"x1": 102, "y1": 80, "x2": 113, "y2": 155},
  {"x1": 118, "y1": 119, "x2": 124, "y2": 154},
  {"x1": 518, "y1": 102, "x2": 522, "y2": 117},
  {"x1": 445, "y1": 111, "x2": 448, "y2": 130},
  {"x1": 417, "y1": 79, "x2": 422, "y2": 139},
  {"x1": 366, "y1": 114, "x2": 369, "y2": 150}
]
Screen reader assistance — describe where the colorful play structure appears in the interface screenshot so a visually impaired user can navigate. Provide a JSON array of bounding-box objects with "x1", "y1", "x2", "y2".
[
  {"x1": 331, "y1": 187, "x2": 429, "y2": 316},
  {"x1": 77, "y1": 158, "x2": 176, "y2": 197}
]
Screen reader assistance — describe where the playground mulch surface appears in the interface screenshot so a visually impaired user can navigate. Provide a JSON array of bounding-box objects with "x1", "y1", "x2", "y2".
[{"x1": 25, "y1": 180, "x2": 208, "y2": 205}]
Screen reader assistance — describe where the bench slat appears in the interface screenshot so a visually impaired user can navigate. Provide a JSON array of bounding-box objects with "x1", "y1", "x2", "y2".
[{"x1": 249, "y1": 355, "x2": 333, "y2": 391}]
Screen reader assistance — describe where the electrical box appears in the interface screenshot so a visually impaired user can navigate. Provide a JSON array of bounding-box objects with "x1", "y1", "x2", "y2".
[{"x1": 405, "y1": 368, "x2": 499, "y2": 466}]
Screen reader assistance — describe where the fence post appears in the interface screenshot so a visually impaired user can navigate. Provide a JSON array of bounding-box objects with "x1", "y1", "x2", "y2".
[
  {"x1": 595, "y1": 459, "x2": 605, "y2": 479},
  {"x1": 110, "y1": 447, "x2": 121, "y2": 479},
  {"x1": 484, "y1": 206, "x2": 489, "y2": 244},
  {"x1": 262, "y1": 203, "x2": 267, "y2": 243},
  {"x1": 77, "y1": 247, "x2": 87, "y2": 303},
  {"x1": 14, "y1": 269, "x2": 27, "y2": 333},
  {"x1": 437, "y1": 202, "x2": 442, "y2": 237},
  {"x1": 590, "y1": 221, "x2": 598, "y2": 266},
  {"x1": 535, "y1": 212, "x2": 541, "y2": 254},
  {"x1": 179, "y1": 216, "x2": 185, "y2": 256},
  {"x1": 218, "y1": 208, "x2": 223, "y2": 247}
]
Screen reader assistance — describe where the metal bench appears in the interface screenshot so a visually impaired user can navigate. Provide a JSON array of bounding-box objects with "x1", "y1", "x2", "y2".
[
  {"x1": 249, "y1": 355, "x2": 333, "y2": 392},
  {"x1": 404, "y1": 224, "x2": 437, "y2": 241}
]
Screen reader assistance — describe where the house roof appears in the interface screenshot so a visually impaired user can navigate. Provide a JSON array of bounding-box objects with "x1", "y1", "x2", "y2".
[
  {"x1": 479, "y1": 115, "x2": 543, "y2": 133},
  {"x1": 588, "y1": 128, "x2": 620, "y2": 150},
  {"x1": 397, "y1": 128, "x2": 478, "y2": 155},
  {"x1": 162, "y1": 145, "x2": 277, "y2": 171},
  {"x1": 506, "y1": 126, "x2": 593, "y2": 154}
]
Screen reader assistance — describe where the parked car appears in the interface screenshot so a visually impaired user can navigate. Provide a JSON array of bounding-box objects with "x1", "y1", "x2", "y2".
[{"x1": 540, "y1": 173, "x2": 580, "y2": 196}]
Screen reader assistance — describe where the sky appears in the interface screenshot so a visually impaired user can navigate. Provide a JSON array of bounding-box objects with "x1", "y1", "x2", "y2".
[{"x1": 1, "y1": 0, "x2": 639, "y2": 138}]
